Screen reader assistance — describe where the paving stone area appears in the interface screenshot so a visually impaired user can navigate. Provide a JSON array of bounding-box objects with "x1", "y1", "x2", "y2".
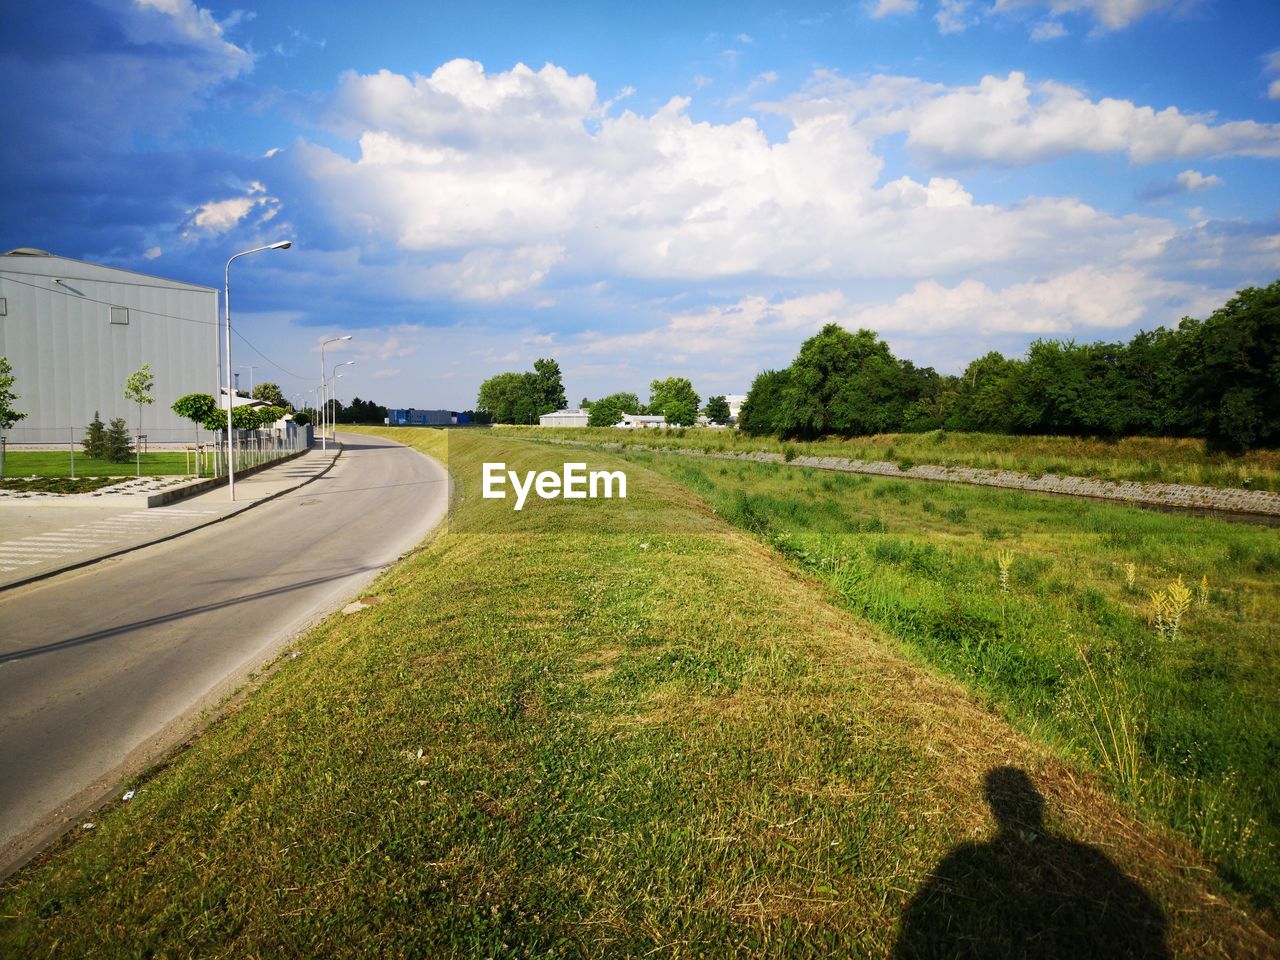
[
  {"x1": 539, "y1": 438, "x2": 1280, "y2": 518},
  {"x1": 0, "y1": 475, "x2": 191, "y2": 503},
  {"x1": 0, "y1": 506, "x2": 219, "y2": 574}
]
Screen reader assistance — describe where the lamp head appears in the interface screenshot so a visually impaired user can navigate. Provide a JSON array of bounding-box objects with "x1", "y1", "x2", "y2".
[{"x1": 270, "y1": 240, "x2": 293, "y2": 250}]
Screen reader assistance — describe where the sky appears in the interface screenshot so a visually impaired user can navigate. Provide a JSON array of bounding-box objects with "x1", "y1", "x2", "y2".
[{"x1": 2, "y1": 0, "x2": 1279, "y2": 410}]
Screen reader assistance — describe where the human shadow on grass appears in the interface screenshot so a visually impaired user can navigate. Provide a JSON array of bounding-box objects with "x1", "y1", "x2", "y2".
[{"x1": 894, "y1": 766, "x2": 1170, "y2": 959}]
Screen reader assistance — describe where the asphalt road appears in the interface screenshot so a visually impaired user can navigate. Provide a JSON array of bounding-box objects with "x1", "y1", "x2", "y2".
[{"x1": 0, "y1": 432, "x2": 449, "y2": 874}]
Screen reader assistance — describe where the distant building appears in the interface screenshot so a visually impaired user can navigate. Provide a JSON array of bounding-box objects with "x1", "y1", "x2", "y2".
[
  {"x1": 386, "y1": 408, "x2": 452, "y2": 426},
  {"x1": 724, "y1": 394, "x2": 748, "y2": 421},
  {"x1": 539, "y1": 408, "x2": 590, "y2": 427},
  {"x1": 0, "y1": 248, "x2": 218, "y2": 444},
  {"x1": 620, "y1": 413, "x2": 666, "y2": 429}
]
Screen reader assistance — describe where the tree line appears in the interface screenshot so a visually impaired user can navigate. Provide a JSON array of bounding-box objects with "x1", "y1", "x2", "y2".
[
  {"x1": 740, "y1": 280, "x2": 1280, "y2": 452},
  {"x1": 476, "y1": 360, "x2": 735, "y2": 428}
]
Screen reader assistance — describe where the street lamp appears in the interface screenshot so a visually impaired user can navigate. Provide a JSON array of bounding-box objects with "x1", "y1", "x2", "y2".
[
  {"x1": 329, "y1": 360, "x2": 355, "y2": 440},
  {"x1": 225, "y1": 240, "x2": 291, "y2": 501},
  {"x1": 319, "y1": 335, "x2": 352, "y2": 452}
]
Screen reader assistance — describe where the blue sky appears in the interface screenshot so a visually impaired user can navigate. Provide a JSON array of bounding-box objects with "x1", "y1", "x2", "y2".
[{"x1": 3, "y1": 0, "x2": 1278, "y2": 410}]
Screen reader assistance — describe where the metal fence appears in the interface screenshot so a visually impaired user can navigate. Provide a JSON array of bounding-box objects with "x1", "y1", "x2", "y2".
[{"x1": 1, "y1": 422, "x2": 311, "y2": 480}]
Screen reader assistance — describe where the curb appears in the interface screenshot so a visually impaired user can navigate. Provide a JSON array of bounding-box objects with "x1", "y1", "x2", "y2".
[
  {"x1": 0, "y1": 443, "x2": 343, "y2": 594},
  {"x1": 143, "y1": 447, "x2": 311, "y2": 508}
]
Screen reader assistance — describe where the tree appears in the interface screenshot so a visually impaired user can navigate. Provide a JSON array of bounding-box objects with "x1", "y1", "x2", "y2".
[
  {"x1": 172, "y1": 393, "x2": 218, "y2": 447},
  {"x1": 292, "y1": 411, "x2": 312, "y2": 426},
  {"x1": 533, "y1": 358, "x2": 567, "y2": 413},
  {"x1": 648, "y1": 377, "x2": 700, "y2": 427},
  {"x1": 477, "y1": 360, "x2": 569, "y2": 423},
  {"x1": 124, "y1": 363, "x2": 156, "y2": 475},
  {"x1": 704, "y1": 395, "x2": 731, "y2": 425},
  {"x1": 104, "y1": 418, "x2": 133, "y2": 463},
  {"x1": 739, "y1": 369, "x2": 790, "y2": 437},
  {"x1": 0, "y1": 356, "x2": 25, "y2": 478},
  {"x1": 1190, "y1": 280, "x2": 1280, "y2": 451},
  {"x1": 588, "y1": 392, "x2": 640, "y2": 427},
  {"x1": 251, "y1": 381, "x2": 287, "y2": 408},
  {"x1": 83, "y1": 411, "x2": 107, "y2": 460},
  {"x1": 253, "y1": 405, "x2": 286, "y2": 429}
]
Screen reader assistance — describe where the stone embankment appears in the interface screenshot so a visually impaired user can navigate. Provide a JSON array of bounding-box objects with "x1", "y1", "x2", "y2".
[{"x1": 539, "y1": 439, "x2": 1280, "y2": 519}]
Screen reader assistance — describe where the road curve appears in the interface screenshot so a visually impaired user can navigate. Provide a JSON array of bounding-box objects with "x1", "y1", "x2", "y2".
[{"x1": 0, "y1": 431, "x2": 449, "y2": 875}]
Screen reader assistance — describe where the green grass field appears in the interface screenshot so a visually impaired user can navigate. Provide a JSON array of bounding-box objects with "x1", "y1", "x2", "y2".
[
  {"x1": 1, "y1": 428, "x2": 1273, "y2": 956},
  {"x1": 497, "y1": 426, "x2": 1280, "y2": 492},
  {"x1": 1, "y1": 450, "x2": 193, "y2": 478},
  {"x1": 620, "y1": 447, "x2": 1280, "y2": 915}
]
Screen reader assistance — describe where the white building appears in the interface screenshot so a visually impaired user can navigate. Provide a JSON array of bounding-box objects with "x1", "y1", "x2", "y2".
[
  {"x1": 725, "y1": 394, "x2": 748, "y2": 421},
  {"x1": 539, "y1": 408, "x2": 590, "y2": 427},
  {"x1": 620, "y1": 413, "x2": 666, "y2": 429},
  {"x1": 0, "y1": 248, "x2": 218, "y2": 445}
]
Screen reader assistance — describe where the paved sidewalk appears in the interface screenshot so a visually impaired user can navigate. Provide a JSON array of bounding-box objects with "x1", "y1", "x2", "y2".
[{"x1": 0, "y1": 445, "x2": 341, "y2": 590}]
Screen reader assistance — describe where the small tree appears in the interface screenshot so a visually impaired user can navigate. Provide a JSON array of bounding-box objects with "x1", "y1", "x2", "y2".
[
  {"x1": 84, "y1": 411, "x2": 107, "y2": 459},
  {"x1": 292, "y1": 411, "x2": 311, "y2": 426},
  {"x1": 704, "y1": 395, "x2": 731, "y2": 425},
  {"x1": 105, "y1": 418, "x2": 134, "y2": 463},
  {"x1": 172, "y1": 393, "x2": 217, "y2": 446},
  {"x1": 252, "y1": 381, "x2": 288, "y2": 408},
  {"x1": 124, "y1": 363, "x2": 156, "y2": 476},
  {"x1": 0, "y1": 356, "x2": 26, "y2": 478}
]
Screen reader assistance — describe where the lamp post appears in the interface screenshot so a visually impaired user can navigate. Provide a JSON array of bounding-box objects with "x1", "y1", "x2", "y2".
[
  {"x1": 225, "y1": 240, "x2": 292, "y2": 501},
  {"x1": 319, "y1": 336, "x2": 352, "y2": 452},
  {"x1": 329, "y1": 361, "x2": 355, "y2": 441}
]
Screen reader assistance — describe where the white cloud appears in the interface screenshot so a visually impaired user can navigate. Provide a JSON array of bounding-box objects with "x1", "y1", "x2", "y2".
[
  {"x1": 870, "y1": 0, "x2": 919, "y2": 18},
  {"x1": 991, "y1": 0, "x2": 1179, "y2": 32},
  {"x1": 768, "y1": 71, "x2": 1280, "y2": 166},
  {"x1": 295, "y1": 60, "x2": 1179, "y2": 302},
  {"x1": 184, "y1": 184, "x2": 281, "y2": 237},
  {"x1": 849, "y1": 267, "x2": 1207, "y2": 335},
  {"x1": 1175, "y1": 169, "x2": 1221, "y2": 192},
  {"x1": 935, "y1": 0, "x2": 973, "y2": 33},
  {"x1": 1030, "y1": 20, "x2": 1068, "y2": 40},
  {"x1": 143, "y1": 246, "x2": 162, "y2": 260}
]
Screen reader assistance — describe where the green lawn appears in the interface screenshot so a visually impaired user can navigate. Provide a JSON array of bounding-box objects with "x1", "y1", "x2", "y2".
[
  {"x1": 1, "y1": 427, "x2": 1272, "y2": 956},
  {"x1": 496, "y1": 426, "x2": 1280, "y2": 492},
  {"x1": 1, "y1": 450, "x2": 194, "y2": 478},
  {"x1": 622, "y1": 448, "x2": 1280, "y2": 915}
]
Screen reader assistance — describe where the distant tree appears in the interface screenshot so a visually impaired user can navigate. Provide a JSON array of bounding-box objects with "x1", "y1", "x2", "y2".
[
  {"x1": 83, "y1": 411, "x2": 107, "y2": 459},
  {"x1": 251, "y1": 381, "x2": 287, "y2": 408},
  {"x1": 292, "y1": 411, "x2": 312, "y2": 426},
  {"x1": 477, "y1": 361, "x2": 568, "y2": 423},
  {"x1": 704, "y1": 395, "x2": 731, "y2": 425},
  {"x1": 533, "y1": 358, "x2": 567, "y2": 413},
  {"x1": 739, "y1": 369, "x2": 790, "y2": 437},
  {"x1": 104, "y1": 418, "x2": 133, "y2": 463},
  {"x1": 253, "y1": 405, "x2": 286, "y2": 428},
  {"x1": 588, "y1": 392, "x2": 640, "y2": 427},
  {"x1": 649, "y1": 377, "x2": 700, "y2": 427}
]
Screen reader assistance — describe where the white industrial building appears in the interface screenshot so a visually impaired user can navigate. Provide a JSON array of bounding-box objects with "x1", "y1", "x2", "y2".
[
  {"x1": 539, "y1": 408, "x2": 590, "y2": 427},
  {"x1": 0, "y1": 249, "x2": 218, "y2": 445}
]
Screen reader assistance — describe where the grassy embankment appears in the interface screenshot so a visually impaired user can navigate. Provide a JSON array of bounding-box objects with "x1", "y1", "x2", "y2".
[
  {"x1": 499, "y1": 426, "x2": 1280, "y2": 493},
  {"x1": 1, "y1": 428, "x2": 1273, "y2": 956},
  {"x1": 1, "y1": 451, "x2": 192, "y2": 478},
  {"x1": 603, "y1": 445, "x2": 1280, "y2": 915}
]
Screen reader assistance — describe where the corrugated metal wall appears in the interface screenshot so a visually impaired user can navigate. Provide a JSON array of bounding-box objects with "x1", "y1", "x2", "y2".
[{"x1": 0, "y1": 255, "x2": 218, "y2": 444}]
